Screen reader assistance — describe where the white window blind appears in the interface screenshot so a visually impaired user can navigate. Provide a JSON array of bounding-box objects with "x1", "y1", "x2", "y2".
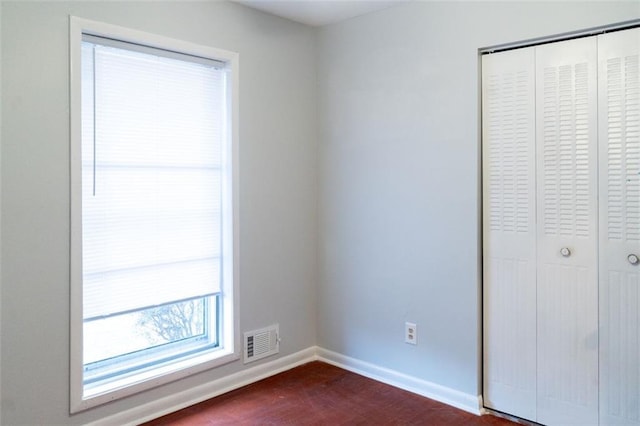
[{"x1": 81, "y1": 36, "x2": 226, "y2": 320}]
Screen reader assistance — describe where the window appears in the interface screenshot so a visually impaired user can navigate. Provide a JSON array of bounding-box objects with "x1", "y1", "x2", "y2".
[{"x1": 70, "y1": 18, "x2": 239, "y2": 412}]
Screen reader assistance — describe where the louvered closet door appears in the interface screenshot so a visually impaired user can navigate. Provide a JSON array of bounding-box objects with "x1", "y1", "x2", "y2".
[
  {"x1": 598, "y1": 27, "x2": 640, "y2": 426},
  {"x1": 482, "y1": 47, "x2": 537, "y2": 421},
  {"x1": 535, "y1": 37, "x2": 599, "y2": 426}
]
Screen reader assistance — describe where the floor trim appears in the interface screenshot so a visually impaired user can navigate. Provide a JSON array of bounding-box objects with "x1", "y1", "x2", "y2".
[
  {"x1": 316, "y1": 347, "x2": 482, "y2": 416},
  {"x1": 87, "y1": 346, "x2": 483, "y2": 424},
  {"x1": 86, "y1": 347, "x2": 317, "y2": 426}
]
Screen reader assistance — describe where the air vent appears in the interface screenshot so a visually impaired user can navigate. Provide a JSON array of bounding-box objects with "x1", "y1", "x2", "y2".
[{"x1": 244, "y1": 324, "x2": 279, "y2": 364}]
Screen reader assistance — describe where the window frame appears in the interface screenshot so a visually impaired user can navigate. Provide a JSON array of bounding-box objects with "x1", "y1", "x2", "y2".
[{"x1": 69, "y1": 16, "x2": 240, "y2": 413}]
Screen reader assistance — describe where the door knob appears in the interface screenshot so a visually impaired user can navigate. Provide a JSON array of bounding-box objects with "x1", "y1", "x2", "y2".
[
  {"x1": 628, "y1": 254, "x2": 639, "y2": 265},
  {"x1": 560, "y1": 247, "x2": 571, "y2": 257}
]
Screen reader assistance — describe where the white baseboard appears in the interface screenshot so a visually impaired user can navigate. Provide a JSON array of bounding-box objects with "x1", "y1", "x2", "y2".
[
  {"x1": 316, "y1": 347, "x2": 482, "y2": 416},
  {"x1": 87, "y1": 347, "x2": 317, "y2": 426},
  {"x1": 87, "y1": 346, "x2": 482, "y2": 425}
]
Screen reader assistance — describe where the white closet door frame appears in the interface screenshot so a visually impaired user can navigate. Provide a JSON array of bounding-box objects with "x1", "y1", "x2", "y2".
[
  {"x1": 482, "y1": 47, "x2": 537, "y2": 422},
  {"x1": 535, "y1": 36, "x2": 599, "y2": 426},
  {"x1": 598, "y1": 27, "x2": 640, "y2": 426}
]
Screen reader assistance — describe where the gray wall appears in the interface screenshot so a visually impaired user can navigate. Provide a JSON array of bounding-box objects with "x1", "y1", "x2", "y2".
[
  {"x1": 0, "y1": 2, "x2": 317, "y2": 424},
  {"x1": 317, "y1": 1, "x2": 639, "y2": 397},
  {"x1": 0, "y1": 0, "x2": 3, "y2": 421},
  {"x1": 2, "y1": 0, "x2": 640, "y2": 425}
]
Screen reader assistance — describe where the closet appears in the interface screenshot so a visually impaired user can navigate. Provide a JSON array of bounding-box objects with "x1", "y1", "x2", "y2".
[{"x1": 482, "y1": 27, "x2": 639, "y2": 426}]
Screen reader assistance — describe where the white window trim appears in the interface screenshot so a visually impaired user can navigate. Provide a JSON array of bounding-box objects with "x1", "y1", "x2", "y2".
[{"x1": 69, "y1": 16, "x2": 240, "y2": 413}]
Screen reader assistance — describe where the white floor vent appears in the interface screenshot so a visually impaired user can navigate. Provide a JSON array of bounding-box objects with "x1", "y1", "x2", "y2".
[{"x1": 244, "y1": 324, "x2": 279, "y2": 364}]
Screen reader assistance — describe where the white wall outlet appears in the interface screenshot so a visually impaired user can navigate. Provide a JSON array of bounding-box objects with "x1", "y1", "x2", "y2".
[{"x1": 405, "y1": 322, "x2": 417, "y2": 345}]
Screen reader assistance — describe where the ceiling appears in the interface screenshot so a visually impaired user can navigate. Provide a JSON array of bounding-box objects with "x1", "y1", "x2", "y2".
[{"x1": 234, "y1": 0, "x2": 409, "y2": 27}]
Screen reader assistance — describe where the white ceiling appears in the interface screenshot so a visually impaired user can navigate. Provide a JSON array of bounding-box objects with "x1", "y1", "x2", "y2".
[{"x1": 234, "y1": 0, "x2": 409, "y2": 27}]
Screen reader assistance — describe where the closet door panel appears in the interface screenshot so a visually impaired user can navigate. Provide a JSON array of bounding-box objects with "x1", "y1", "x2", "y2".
[
  {"x1": 482, "y1": 48, "x2": 537, "y2": 421},
  {"x1": 535, "y1": 37, "x2": 599, "y2": 426},
  {"x1": 599, "y1": 27, "x2": 640, "y2": 426}
]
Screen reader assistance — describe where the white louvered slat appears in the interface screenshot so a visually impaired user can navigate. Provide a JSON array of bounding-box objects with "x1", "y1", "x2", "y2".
[
  {"x1": 482, "y1": 48, "x2": 537, "y2": 422},
  {"x1": 536, "y1": 36, "x2": 599, "y2": 426},
  {"x1": 599, "y1": 27, "x2": 640, "y2": 426},
  {"x1": 540, "y1": 61, "x2": 591, "y2": 239}
]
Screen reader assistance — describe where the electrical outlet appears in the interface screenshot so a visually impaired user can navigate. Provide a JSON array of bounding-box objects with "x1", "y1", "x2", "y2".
[{"x1": 405, "y1": 322, "x2": 417, "y2": 345}]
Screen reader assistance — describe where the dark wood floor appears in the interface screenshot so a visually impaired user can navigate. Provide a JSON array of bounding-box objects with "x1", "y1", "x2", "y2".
[{"x1": 144, "y1": 361, "x2": 517, "y2": 425}]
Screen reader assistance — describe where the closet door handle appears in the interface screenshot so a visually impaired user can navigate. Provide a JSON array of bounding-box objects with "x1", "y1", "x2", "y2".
[
  {"x1": 628, "y1": 254, "x2": 639, "y2": 265},
  {"x1": 560, "y1": 247, "x2": 571, "y2": 257}
]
